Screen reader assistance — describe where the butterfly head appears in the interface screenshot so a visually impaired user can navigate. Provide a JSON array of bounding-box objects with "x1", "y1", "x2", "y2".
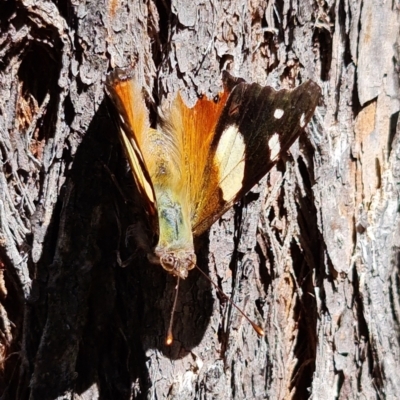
[{"x1": 153, "y1": 248, "x2": 196, "y2": 279}]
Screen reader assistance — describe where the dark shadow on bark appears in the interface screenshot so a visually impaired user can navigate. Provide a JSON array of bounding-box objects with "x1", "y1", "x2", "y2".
[
  {"x1": 291, "y1": 152, "x2": 320, "y2": 399},
  {"x1": 16, "y1": 96, "x2": 214, "y2": 399},
  {"x1": 388, "y1": 111, "x2": 399, "y2": 154},
  {"x1": 313, "y1": 27, "x2": 332, "y2": 83}
]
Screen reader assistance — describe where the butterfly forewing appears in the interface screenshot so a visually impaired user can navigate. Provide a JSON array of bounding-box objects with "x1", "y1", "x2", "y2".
[
  {"x1": 192, "y1": 77, "x2": 321, "y2": 236},
  {"x1": 106, "y1": 70, "x2": 158, "y2": 226}
]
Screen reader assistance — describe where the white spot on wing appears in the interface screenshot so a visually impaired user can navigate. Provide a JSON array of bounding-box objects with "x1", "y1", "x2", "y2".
[
  {"x1": 300, "y1": 113, "x2": 306, "y2": 127},
  {"x1": 215, "y1": 125, "x2": 245, "y2": 201},
  {"x1": 274, "y1": 109, "x2": 284, "y2": 119},
  {"x1": 268, "y1": 133, "x2": 281, "y2": 161}
]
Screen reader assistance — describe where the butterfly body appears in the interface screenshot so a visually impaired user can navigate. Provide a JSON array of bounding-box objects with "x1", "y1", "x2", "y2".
[{"x1": 106, "y1": 69, "x2": 321, "y2": 279}]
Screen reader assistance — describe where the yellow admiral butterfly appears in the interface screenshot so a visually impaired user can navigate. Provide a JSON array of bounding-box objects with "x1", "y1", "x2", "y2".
[{"x1": 106, "y1": 68, "x2": 320, "y2": 342}]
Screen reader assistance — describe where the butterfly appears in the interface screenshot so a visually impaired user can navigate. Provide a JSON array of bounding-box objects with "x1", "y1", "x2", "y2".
[
  {"x1": 105, "y1": 68, "x2": 320, "y2": 341},
  {"x1": 106, "y1": 68, "x2": 320, "y2": 275}
]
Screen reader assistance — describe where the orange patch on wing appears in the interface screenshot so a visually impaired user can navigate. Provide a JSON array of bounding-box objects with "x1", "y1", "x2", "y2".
[
  {"x1": 163, "y1": 90, "x2": 229, "y2": 223},
  {"x1": 111, "y1": 78, "x2": 150, "y2": 148}
]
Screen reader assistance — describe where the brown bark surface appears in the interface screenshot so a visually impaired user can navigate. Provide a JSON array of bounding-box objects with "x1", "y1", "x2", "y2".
[{"x1": 0, "y1": 0, "x2": 399, "y2": 399}]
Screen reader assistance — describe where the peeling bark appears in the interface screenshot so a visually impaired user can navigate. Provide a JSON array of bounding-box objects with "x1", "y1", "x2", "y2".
[{"x1": 0, "y1": 0, "x2": 399, "y2": 399}]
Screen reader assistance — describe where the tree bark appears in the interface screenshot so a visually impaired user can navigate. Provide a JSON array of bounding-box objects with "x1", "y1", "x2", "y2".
[{"x1": 0, "y1": 0, "x2": 399, "y2": 399}]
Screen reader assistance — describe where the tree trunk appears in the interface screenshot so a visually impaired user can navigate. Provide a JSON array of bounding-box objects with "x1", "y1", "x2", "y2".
[{"x1": 0, "y1": 0, "x2": 399, "y2": 399}]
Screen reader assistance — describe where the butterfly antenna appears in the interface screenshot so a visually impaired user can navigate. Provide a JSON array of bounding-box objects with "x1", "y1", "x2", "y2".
[
  {"x1": 166, "y1": 277, "x2": 180, "y2": 346},
  {"x1": 194, "y1": 265, "x2": 264, "y2": 337}
]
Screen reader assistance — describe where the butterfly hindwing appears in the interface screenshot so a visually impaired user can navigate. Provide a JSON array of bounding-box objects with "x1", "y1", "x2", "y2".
[{"x1": 192, "y1": 73, "x2": 321, "y2": 235}]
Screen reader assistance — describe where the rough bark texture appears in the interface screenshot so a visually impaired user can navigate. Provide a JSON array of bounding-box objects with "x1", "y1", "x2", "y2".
[{"x1": 0, "y1": 0, "x2": 399, "y2": 399}]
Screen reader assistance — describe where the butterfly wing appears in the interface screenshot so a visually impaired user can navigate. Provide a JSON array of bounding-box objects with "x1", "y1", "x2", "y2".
[
  {"x1": 192, "y1": 73, "x2": 321, "y2": 236},
  {"x1": 158, "y1": 85, "x2": 232, "y2": 219},
  {"x1": 105, "y1": 69, "x2": 158, "y2": 233},
  {"x1": 106, "y1": 69, "x2": 321, "y2": 253}
]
